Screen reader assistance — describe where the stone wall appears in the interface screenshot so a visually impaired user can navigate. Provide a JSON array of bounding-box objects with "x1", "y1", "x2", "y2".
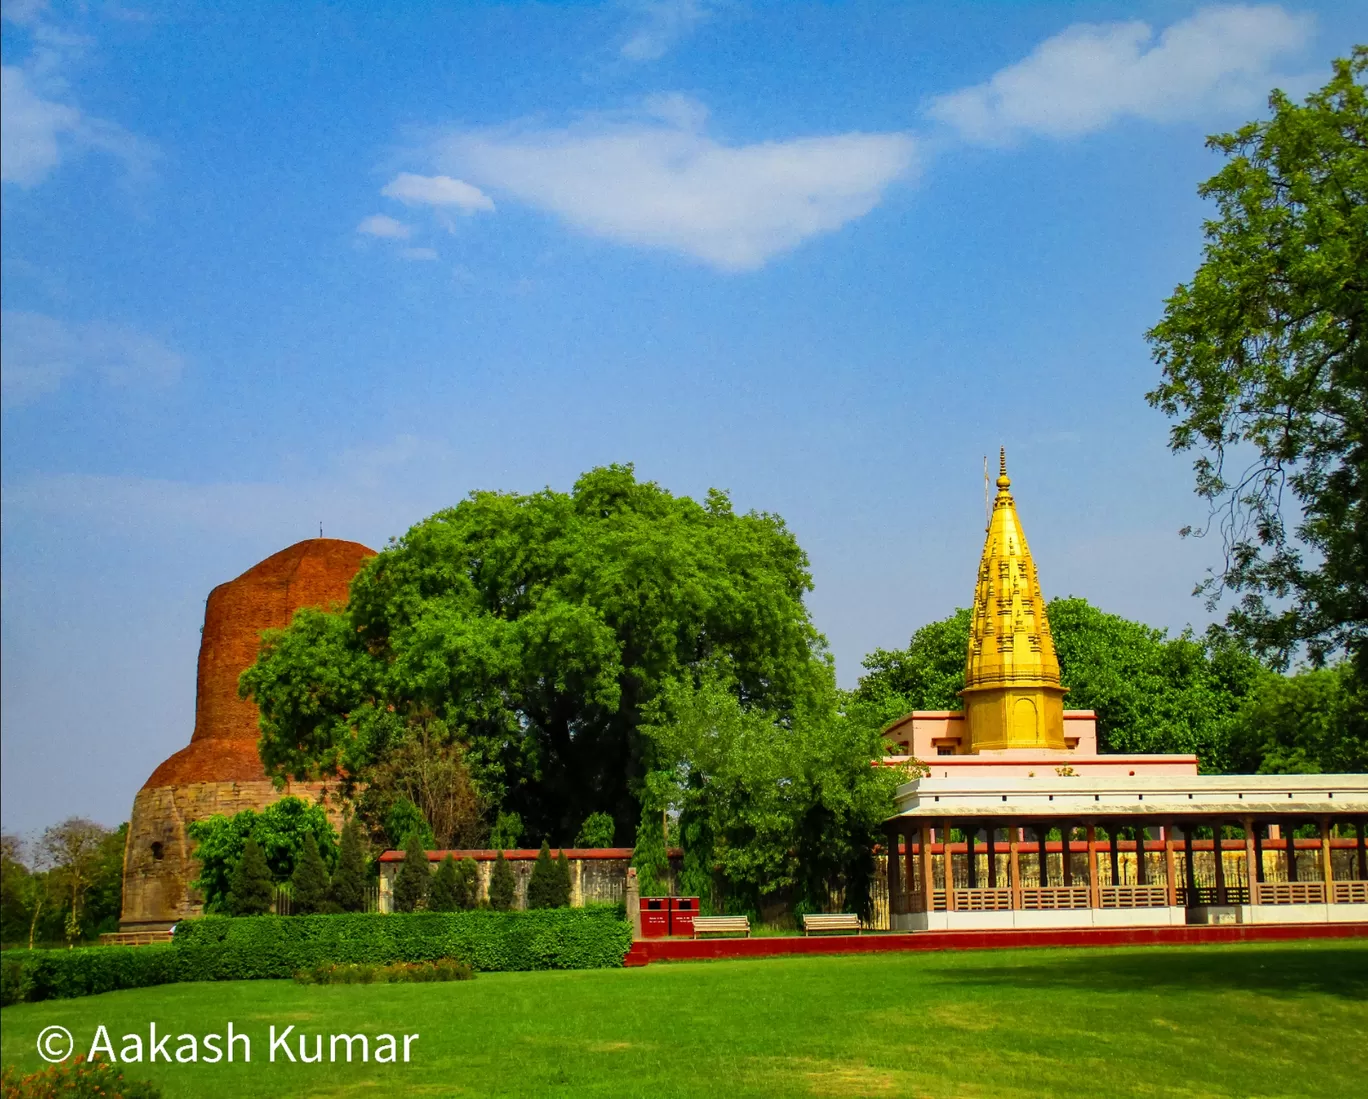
[{"x1": 377, "y1": 849, "x2": 684, "y2": 913}]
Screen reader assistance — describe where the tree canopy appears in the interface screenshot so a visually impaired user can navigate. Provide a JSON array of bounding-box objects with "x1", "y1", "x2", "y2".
[
  {"x1": 642, "y1": 672, "x2": 907, "y2": 918},
  {"x1": 187, "y1": 796, "x2": 337, "y2": 913},
  {"x1": 241, "y1": 464, "x2": 827, "y2": 847},
  {"x1": 1225, "y1": 662, "x2": 1368, "y2": 774},
  {"x1": 854, "y1": 597, "x2": 1268, "y2": 769},
  {"x1": 1146, "y1": 49, "x2": 1368, "y2": 680}
]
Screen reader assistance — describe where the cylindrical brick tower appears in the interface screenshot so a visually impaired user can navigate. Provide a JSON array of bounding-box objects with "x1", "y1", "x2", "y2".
[{"x1": 119, "y1": 538, "x2": 374, "y2": 930}]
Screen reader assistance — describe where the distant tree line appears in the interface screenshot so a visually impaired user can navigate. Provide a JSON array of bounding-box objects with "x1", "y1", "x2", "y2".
[
  {"x1": 1, "y1": 820, "x2": 126, "y2": 947},
  {"x1": 855, "y1": 598, "x2": 1367, "y2": 774}
]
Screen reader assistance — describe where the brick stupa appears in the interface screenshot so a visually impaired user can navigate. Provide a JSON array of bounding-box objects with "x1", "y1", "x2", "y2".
[{"x1": 119, "y1": 538, "x2": 374, "y2": 930}]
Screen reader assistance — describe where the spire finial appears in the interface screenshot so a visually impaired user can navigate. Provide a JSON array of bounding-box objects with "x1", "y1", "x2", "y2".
[{"x1": 996, "y1": 447, "x2": 1010, "y2": 490}]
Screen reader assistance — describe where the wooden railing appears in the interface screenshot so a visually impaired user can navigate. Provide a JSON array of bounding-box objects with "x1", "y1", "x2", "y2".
[
  {"x1": 897, "y1": 876, "x2": 1368, "y2": 913},
  {"x1": 1020, "y1": 886, "x2": 1090, "y2": 910},
  {"x1": 952, "y1": 888, "x2": 1013, "y2": 911},
  {"x1": 98, "y1": 930, "x2": 173, "y2": 947},
  {"x1": 1256, "y1": 881, "x2": 1326, "y2": 905},
  {"x1": 1100, "y1": 885, "x2": 1169, "y2": 909},
  {"x1": 1332, "y1": 881, "x2": 1368, "y2": 904}
]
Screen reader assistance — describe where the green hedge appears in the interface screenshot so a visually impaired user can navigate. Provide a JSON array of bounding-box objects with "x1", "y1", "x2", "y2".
[
  {"x1": 175, "y1": 907, "x2": 631, "y2": 975},
  {"x1": 2, "y1": 907, "x2": 631, "y2": 1004},
  {"x1": 1, "y1": 945, "x2": 196, "y2": 1006}
]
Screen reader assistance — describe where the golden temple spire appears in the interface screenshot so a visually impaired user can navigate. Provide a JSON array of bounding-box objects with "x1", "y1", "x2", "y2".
[{"x1": 960, "y1": 449, "x2": 1068, "y2": 752}]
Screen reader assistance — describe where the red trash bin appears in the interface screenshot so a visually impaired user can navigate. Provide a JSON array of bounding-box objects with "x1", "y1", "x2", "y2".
[
  {"x1": 669, "y1": 897, "x2": 699, "y2": 938},
  {"x1": 639, "y1": 897, "x2": 669, "y2": 938}
]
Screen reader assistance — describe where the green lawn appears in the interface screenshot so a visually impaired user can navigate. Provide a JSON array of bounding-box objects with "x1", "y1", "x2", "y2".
[{"x1": 4, "y1": 941, "x2": 1366, "y2": 1098}]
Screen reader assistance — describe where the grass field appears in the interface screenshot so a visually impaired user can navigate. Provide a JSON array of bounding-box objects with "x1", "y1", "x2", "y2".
[{"x1": 3, "y1": 941, "x2": 1366, "y2": 1098}]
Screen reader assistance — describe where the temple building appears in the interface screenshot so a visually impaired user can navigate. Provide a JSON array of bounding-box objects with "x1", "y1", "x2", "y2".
[
  {"x1": 118, "y1": 538, "x2": 373, "y2": 932},
  {"x1": 883, "y1": 452, "x2": 1368, "y2": 930}
]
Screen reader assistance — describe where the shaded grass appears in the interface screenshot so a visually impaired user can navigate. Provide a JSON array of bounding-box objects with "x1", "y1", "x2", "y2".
[{"x1": 3, "y1": 940, "x2": 1366, "y2": 1098}]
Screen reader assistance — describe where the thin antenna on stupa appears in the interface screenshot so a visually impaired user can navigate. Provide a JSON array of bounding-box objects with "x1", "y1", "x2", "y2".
[{"x1": 983, "y1": 455, "x2": 990, "y2": 530}]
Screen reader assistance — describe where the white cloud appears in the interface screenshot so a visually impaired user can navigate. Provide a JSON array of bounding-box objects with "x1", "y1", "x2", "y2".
[
  {"x1": 0, "y1": 66, "x2": 79, "y2": 185},
  {"x1": 926, "y1": 4, "x2": 1314, "y2": 143},
  {"x1": 435, "y1": 97, "x2": 917, "y2": 270},
  {"x1": 399, "y1": 247, "x2": 438, "y2": 261},
  {"x1": 0, "y1": 310, "x2": 184, "y2": 407},
  {"x1": 620, "y1": 0, "x2": 714, "y2": 63},
  {"x1": 0, "y1": 8, "x2": 156, "y2": 188},
  {"x1": 356, "y1": 213, "x2": 412, "y2": 239},
  {"x1": 381, "y1": 172, "x2": 494, "y2": 212}
]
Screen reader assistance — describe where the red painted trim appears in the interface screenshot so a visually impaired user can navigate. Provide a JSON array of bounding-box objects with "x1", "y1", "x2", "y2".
[
  {"x1": 622, "y1": 922, "x2": 1368, "y2": 966},
  {"x1": 378, "y1": 847, "x2": 683, "y2": 863}
]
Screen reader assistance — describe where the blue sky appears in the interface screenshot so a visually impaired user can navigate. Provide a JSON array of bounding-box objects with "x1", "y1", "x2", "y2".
[{"x1": 2, "y1": 0, "x2": 1364, "y2": 835}]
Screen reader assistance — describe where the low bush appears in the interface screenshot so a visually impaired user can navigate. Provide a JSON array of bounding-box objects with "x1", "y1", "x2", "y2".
[
  {"x1": 2, "y1": 907, "x2": 629, "y2": 1003},
  {"x1": 1, "y1": 1056, "x2": 162, "y2": 1098},
  {"x1": 294, "y1": 958, "x2": 473, "y2": 985}
]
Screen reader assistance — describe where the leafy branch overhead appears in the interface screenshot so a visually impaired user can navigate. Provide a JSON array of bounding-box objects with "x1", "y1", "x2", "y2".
[{"x1": 1146, "y1": 48, "x2": 1368, "y2": 677}]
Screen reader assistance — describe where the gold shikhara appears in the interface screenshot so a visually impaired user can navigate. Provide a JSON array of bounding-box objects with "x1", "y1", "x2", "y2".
[{"x1": 960, "y1": 449, "x2": 1068, "y2": 751}]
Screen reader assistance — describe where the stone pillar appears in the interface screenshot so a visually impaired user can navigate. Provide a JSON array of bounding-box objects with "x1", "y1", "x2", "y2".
[
  {"x1": 1009, "y1": 823, "x2": 1022, "y2": 909},
  {"x1": 1037, "y1": 824, "x2": 1049, "y2": 887},
  {"x1": 1359, "y1": 819, "x2": 1368, "y2": 883},
  {"x1": 886, "y1": 824, "x2": 903, "y2": 914},
  {"x1": 903, "y1": 822, "x2": 916, "y2": 901},
  {"x1": 967, "y1": 824, "x2": 978, "y2": 890},
  {"x1": 1061, "y1": 824, "x2": 1073, "y2": 887},
  {"x1": 987, "y1": 825, "x2": 998, "y2": 889},
  {"x1": 1254, "y1": 820, "x2": 1266, "y2": 885},
  {"x1": 919, "y1": 823, "x2": 935, "y2": 905},
  {"x1": 1086, "y1": 824, "x2": 1100, "y2": 909},
  {"x1": 1184, "y1": 826, "x2": 1198, "y2": 903},
  {"x1": 1163, "y1": 823, "x2": 1177, "y2": 907},
  {"x1": 1320, "y1": 817, "x2": 1334, "y2": 888},
  {"x1": 626, "y1": 867, "x2": 641, "y2": 940},
  {"x1": 943, "y1": 819, "x2": 956, "y2": 910},
  {"x1": 1243, "y1": 817, "x2": 1258, "y2": 905},
  {"x1": 1287, "y1": 824, "x2": 1299, "y2": 883},
  {"x1": 1212, "y1": 820, "x2": 1227, "y2": 906}
]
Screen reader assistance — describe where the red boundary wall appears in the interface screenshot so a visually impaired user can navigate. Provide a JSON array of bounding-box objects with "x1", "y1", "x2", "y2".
[{"x1": 623, "y1": 922, "x2": 1368, "y2": 966}]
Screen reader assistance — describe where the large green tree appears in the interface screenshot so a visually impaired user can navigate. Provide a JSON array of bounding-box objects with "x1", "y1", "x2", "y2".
[
  {"x1": 643, "y1": 672, "x2": 906, "y2": 919},
  {"x1": 854, "y1": 598, "x2": 1267, "y2": 769},
  {"x1": 241, "y1": 465, "x2": 826, "y2": 845},
  {"x1": 1146, "y1": 49, "x2": 1368, "y2": 679}
]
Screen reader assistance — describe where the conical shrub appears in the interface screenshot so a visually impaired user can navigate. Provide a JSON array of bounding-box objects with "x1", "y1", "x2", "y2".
[
  {"x1": 429, "y1": 854, "x2": 460, "y2": 912},
  {"x1": 291, "y1": 833, "x2": 331, "y2": 915},
  {"x1": 454, "y1": 857, "x2": 479, "y2": 909},
  {"x1": 488, "y1": 849, "x2": 515, "y2": 911},
  {"x1": 527, "y1": 841, "x2": 557, "y2": 909},
  {"x1": 227, "y1": 836, "x2": 274, "y2": 916},
  {"x1": 330, "y1": 818, "x2": 368, "y2": 913},
  {"x1": 555, "y1": 849, "x2": 572, "y2": 907},
  {"x1": 392, "y1": 830, "x2": 430, "y2": 913}
]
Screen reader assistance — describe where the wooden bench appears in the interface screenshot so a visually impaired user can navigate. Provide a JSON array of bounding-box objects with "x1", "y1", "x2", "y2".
[
  {"x1": 801, "y1": 913, "x2": 861, "y2": 936},
  {"x1": 691, "y1": 916, "x2": 751, "y2": 939}
]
